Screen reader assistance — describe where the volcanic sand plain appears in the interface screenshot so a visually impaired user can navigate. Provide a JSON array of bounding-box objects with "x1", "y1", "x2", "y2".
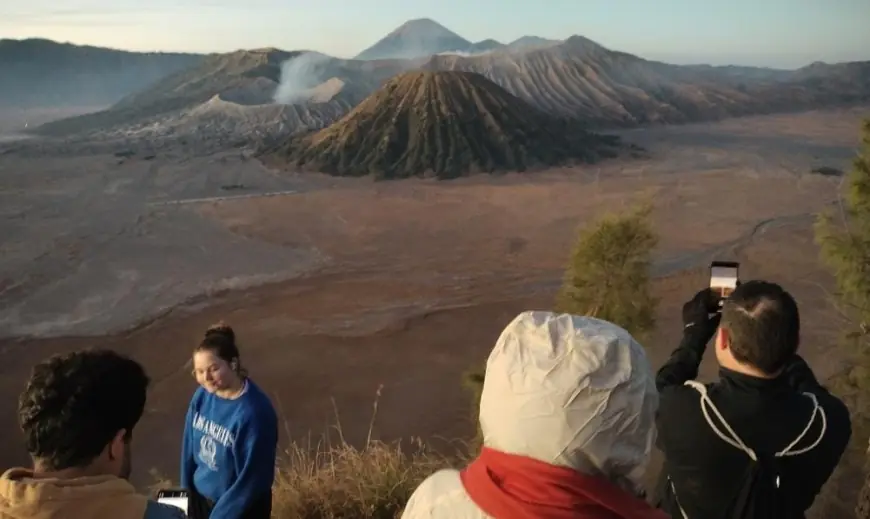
[{"x1": 0, "y1": 106, "x2": 868, "y2": 516}]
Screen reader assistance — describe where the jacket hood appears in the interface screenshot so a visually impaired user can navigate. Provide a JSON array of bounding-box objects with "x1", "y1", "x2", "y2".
[
  {"x1": 478, "y1": 311, "x2": 658, "y2": 492},
  {"x1": 0, "y1": 468, "x2": 148, "y2": 519}
]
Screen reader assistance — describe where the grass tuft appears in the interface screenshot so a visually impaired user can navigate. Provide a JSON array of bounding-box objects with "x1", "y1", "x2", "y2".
[{"x1": 153, "y1": 386, "x2": 460, "y2": 518}]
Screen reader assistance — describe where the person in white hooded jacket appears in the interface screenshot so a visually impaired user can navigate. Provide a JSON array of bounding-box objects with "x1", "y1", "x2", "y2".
[{"x1": 401, "y1": 311, "x2": 667, "y2": 519}]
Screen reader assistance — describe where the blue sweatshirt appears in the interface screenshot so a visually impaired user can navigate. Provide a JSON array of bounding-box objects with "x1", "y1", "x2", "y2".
[{"x1": 180, "y1": 380, "x2": 278, "y2": 519}]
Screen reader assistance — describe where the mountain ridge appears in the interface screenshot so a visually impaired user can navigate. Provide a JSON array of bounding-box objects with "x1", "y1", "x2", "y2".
[
  {"x1": 18, "y1": 22, "x2": 870, "y2": 141},
  {"x1": 0, "y1": 38, "x2": 204, "y2": 108},
  {"x1": 353, "y1": 18, "x2": 567, "y2": 60},
  {"x1": 268, "y1": 70, "x2": 630, "y2": 179}
]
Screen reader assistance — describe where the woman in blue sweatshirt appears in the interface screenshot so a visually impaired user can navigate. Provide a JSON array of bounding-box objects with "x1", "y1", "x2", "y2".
[{"x1": 180, "y1": 322, "x2": 278, "y2": 519}]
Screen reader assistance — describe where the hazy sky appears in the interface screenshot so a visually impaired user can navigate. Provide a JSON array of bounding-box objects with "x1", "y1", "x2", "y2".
[{"x1": 3, "y1": 0, "x2": 869, "y2": 68}]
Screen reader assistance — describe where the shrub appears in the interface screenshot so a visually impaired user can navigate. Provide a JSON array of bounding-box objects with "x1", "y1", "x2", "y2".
[{"x1": 554, "y1": 201, "x2": 659, "y2": 340}]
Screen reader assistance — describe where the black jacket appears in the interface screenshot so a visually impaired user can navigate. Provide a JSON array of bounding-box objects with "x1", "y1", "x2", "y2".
[{"x1": 654, "y1": 327, "x2": 852, "y2": 518}]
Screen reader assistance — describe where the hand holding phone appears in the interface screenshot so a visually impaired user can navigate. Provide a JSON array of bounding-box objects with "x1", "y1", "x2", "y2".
[{"x1": 709, "y1": 261, "x2": 739, "y2": 307}]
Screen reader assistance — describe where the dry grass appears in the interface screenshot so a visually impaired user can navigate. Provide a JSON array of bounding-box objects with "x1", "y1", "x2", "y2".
[
  {"x1": 150, "y1": 436, "x2": 454, "y2": 519},
  {"x1": 271, "y1": 388, "x2": 460, "y2": 518},
  {"x1": 272, "y1": 436, "x2": 454, "y2": 519},
  {"x1": 152, "y1": 389, "x2": 460, "y2": 519}
]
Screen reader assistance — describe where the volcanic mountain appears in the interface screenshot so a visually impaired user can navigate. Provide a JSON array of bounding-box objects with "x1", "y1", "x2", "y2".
[
  {"x1": 268, "y1": 71, "x2": 630, "y2": 179},
  {"x1": 353, "y1": 19, "x2": 563, "y2": 60},
  {"x1": 27, "y1": 20, "x2": 870, "y2": 141},
  {"x1": 33, "y1": 49, "x2": 412, "y2": 138},
  {"x1": 354, "y1": 18, "x2": 472, "y2": 60},
  {"x1": 423, "y1": 36, "x2": 870, "y2": 126}
]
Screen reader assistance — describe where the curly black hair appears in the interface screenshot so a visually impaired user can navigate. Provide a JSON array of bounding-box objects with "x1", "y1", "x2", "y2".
[{"x1": 18, "y1": 348, "x2": 150, "y2": 470}]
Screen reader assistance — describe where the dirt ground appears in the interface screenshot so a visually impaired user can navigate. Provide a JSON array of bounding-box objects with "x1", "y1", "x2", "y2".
[{"x1": 0, "y1": 107, "x2": 868, "y2": 517}]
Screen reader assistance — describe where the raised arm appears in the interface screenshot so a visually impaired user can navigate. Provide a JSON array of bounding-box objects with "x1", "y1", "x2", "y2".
[{"x1": 655, "y1": 288, "x2": 721, "y2": 391}]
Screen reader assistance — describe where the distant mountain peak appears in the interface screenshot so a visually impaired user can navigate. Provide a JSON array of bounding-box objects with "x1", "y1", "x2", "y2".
[
  {"x1": 561, "y1": 35, "x2": 605, "y2": 52},
  {"x1": 354, "y1": 18, "x2": 471, "y2": 61},
  {"x1": 392, "y1": 18, "x2": 449, "y2": 32},
  {"x1": 507, "y1": 35, "x2": 562, "y2": 51}
]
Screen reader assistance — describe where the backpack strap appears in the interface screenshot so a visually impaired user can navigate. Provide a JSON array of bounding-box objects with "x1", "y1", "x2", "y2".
[
  {"x1": 775, "y1": 391, "x2": 827, "y2": 456},
  {"x1": 683, "y1": 381, "x2": 827, "y2": 458},
  {"x1": 684, "y1": 380, "x2": 757, "y2": 460},
  {"x1": 669, "y1": 381, "x2": 828, "y2": 519}
]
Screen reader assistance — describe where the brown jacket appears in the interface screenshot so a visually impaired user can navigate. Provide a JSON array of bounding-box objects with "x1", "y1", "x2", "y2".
[{"x1": 0, "y1": 468, "x2": 183, "y2": 519}]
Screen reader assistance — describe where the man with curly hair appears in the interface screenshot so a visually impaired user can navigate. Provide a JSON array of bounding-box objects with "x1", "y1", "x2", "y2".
[{"x1": 0, "y1": 349, "x2": 185, "y2": 519}]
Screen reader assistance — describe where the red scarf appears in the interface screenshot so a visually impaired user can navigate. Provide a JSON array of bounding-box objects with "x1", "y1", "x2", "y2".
[{"x1": 460, "y1": 447, "x2": 668, "y2": 519}]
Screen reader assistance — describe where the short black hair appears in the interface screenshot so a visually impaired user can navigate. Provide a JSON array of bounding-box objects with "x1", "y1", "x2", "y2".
[
  {"x1": 721, "y1": 280, "x2": 800, "y2": 374},
  {"x1": 18, "y1": 349, "x2": 150, "y2": 470}
]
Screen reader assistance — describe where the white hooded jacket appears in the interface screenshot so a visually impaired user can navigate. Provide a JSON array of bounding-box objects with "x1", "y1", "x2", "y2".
[{"x1": 401, "y1": 311, "x2": 659, "y2": 519}]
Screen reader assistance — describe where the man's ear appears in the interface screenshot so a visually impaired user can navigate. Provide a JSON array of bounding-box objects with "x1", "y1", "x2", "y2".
[
  {"x1": 716, "y1": 328, "x2": 730, "y2": 350},
  {"x1": 108, "y1": 429, "x2": 127, "y2": 461}
]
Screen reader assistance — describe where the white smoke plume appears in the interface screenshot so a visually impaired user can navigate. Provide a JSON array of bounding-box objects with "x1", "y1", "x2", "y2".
[
  {"x1": 273, "y1": 51, "x2": 333, "y2": 105},
  {"x1": 435, "y1": 49, "x2": 493, "y2": 57}
]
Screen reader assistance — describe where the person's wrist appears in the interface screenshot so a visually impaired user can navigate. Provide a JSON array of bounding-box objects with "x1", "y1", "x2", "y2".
[{"x1": 683, "y1": 318, "x2": 715, "y2": 340}]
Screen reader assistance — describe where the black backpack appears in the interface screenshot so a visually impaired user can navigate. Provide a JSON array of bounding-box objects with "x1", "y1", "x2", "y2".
[{"x1": 670, "y1": 380, "x2": 827, "y2": 519}]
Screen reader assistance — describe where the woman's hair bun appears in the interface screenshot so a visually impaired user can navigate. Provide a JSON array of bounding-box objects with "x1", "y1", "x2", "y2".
[{"x1": 205, "y1": 321, "x2": 235, "y2": 343}]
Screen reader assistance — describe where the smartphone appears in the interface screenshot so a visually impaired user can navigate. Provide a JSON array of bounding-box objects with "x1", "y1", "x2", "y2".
[
  {"x1": 156, "y1": 489, "x2": 189, "y2": 515},
  {"x1": 710, "y1": 261, "x2": 739, "y2": 306}
]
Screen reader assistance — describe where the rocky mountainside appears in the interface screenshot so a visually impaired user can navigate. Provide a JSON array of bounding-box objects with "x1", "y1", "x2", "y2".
[
  {"x1": 33, "y1": 49, "x2": 414, "y2": 137},
  {"x1": 0, "y1": 38, "x2": 203, "y2": 108},
  {"x1": 422, "y1": 36, "x2": 870, "y2": 126},
  {"x1": 25, "y1": 20, "x2": 870, "y2": 142},
  {"x1": 267, "y1": 71, "x2": 631, "y2": 179}
]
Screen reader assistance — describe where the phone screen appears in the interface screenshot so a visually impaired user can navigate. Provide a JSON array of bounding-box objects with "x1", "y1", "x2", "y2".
[
  {"x1": 157, "y1": 496, "x2": 188, "y2": 515},
  {"x1": 710, "y1": 262, "x2": 739, "y2": 299}
]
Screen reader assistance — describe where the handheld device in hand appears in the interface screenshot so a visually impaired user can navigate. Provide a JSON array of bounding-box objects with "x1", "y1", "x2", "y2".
[
  {"x1": 156, "y1": 489, "x2": 189, "y2": 516},
  {"x1": 710, "y1": 261, "x2": 739, "y2": 306}
]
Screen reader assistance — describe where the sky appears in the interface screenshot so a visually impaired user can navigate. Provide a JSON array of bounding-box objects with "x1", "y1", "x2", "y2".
[{"x1": 2, "y1": 0, "x2": 869, "y2": 68}]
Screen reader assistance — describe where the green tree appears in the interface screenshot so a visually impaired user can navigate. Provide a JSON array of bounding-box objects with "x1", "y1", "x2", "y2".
[
  {"x1": 554, "y1": 202, "x2": 659, "y2": 340},
  {"x1": 815, "y1": 120, "x2": 870, "y2": 345},
  {"x1": 463, "y1": 202, "x2": 660, "y2": 453},
  {"x1": 813, "y1": 119, "x2": 870, "y2": 518}
]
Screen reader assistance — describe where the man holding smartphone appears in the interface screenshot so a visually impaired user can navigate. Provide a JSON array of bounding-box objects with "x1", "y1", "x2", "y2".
[
  {"x1": 0, "y1": 349, "x2": 186, "y2": 519},
  {"x1": 654, "y1": 279, "x2": 852, "y2": 518}
]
